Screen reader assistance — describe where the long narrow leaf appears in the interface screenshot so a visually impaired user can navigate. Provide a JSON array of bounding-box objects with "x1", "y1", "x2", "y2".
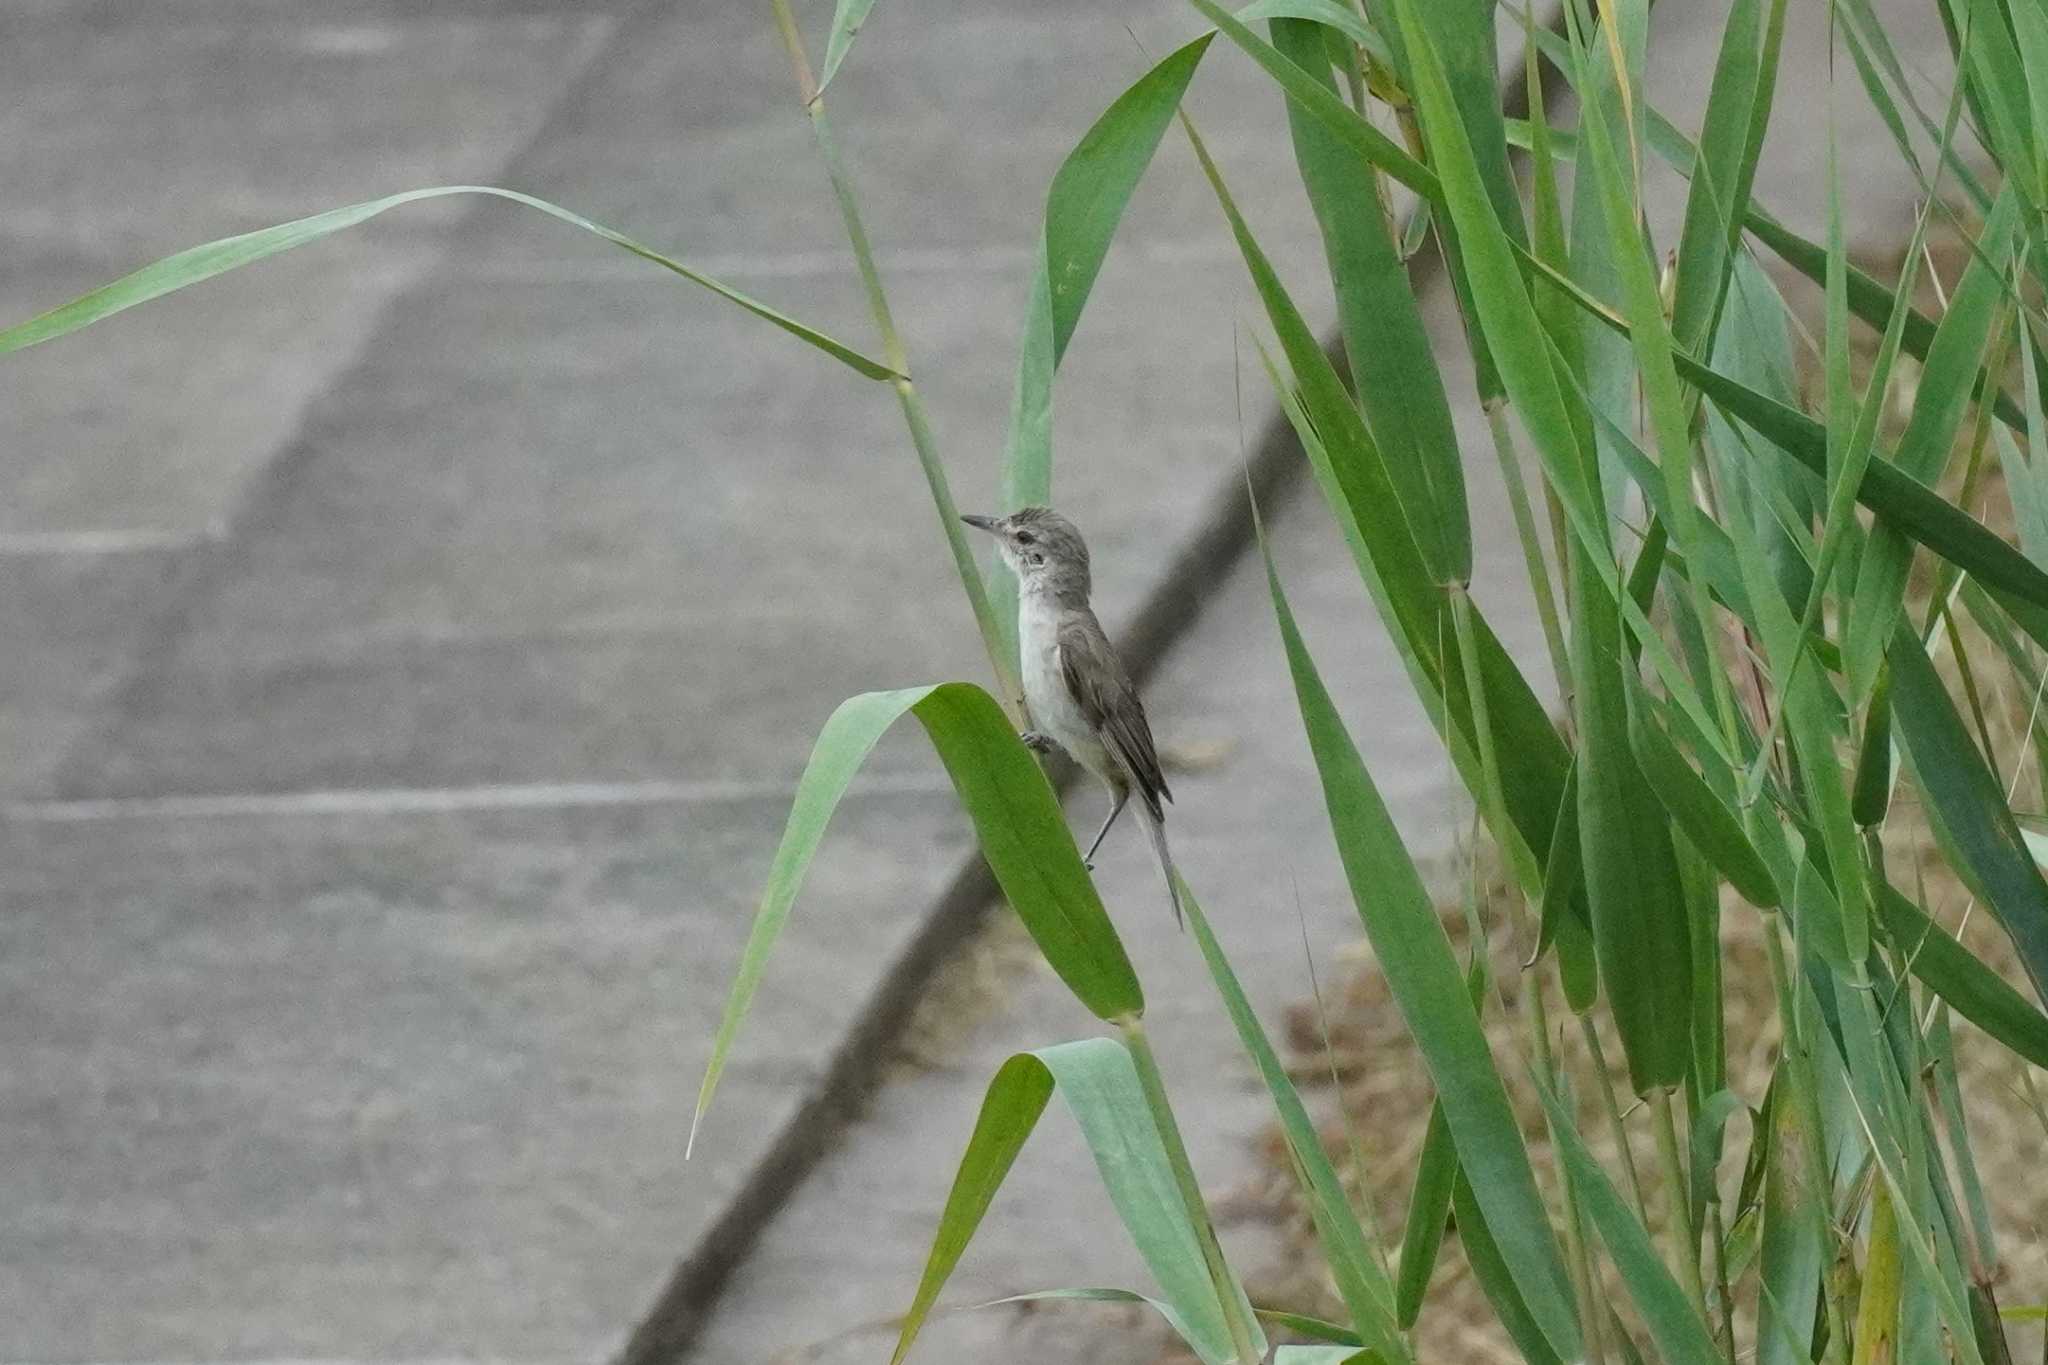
[
  {"x1": 0, "y1": 185, "x2": 900, "y2": 380},
  {"x1": 1261, "y1": 538, "x2": 1582, "y2": 1361},
  {"x1": 1876, "y1": 887, "x2": 2048, "y2": 1068},
  {"x1": 891, "y1": 1039, "x2": 1259, "y2": 1365},
  {"x1": 1533, "y1": 1081, "x2": 1725, "y2": 1365},
  {"x1": 1889, "y1": 626, "x2": 2048, "y2": 1006},
  {"x1": 995, "y1": 35, "x2": 1214, "y2": 663},
  {"x1": 1268, "y1": 17, "x2": 1470, "y2": 583}
]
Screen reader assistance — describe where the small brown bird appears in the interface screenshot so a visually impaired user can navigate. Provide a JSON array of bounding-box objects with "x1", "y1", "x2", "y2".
[{"x1": 962, "y1": 506, "x2": 1180, "y2": 924}]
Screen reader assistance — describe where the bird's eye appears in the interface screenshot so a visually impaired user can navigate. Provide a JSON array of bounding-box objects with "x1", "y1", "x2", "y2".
[{"x1": 1015, "y1": 531, "x2": 1036, "y2": 546}]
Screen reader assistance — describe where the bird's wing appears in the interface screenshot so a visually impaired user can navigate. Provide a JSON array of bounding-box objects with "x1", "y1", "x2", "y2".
[{"x1": 1058, "y1": 609, "x2": 1170, "y2": 817}]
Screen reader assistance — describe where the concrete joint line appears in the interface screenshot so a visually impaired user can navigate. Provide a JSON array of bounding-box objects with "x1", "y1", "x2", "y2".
[{"x1": 3, "y1": 772, "x2": 953, "y2": 824}]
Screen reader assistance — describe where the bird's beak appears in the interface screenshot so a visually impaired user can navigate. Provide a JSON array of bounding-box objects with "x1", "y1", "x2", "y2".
[{"x1": 960, "y1": 514, "x2": 997, "y2": 533}]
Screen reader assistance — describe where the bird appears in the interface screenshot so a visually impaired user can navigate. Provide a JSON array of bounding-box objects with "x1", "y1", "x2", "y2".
[{"x1": 961, "y1": 506, "x2": 1181, "y2": 925}]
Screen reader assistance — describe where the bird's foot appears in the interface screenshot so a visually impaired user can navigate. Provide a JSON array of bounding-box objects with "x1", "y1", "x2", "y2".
[
  {"x1": 1083, "y1": 858, "x2": 1096, "y2": 873},
  {"x1": 1020, "y1": 730, "x2": 1055, "y2": 755}
]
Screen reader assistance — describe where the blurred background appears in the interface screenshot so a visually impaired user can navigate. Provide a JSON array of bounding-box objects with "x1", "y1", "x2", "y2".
[{"x1": 0, "y1": 2, "x2": 1967, "y2": 1363}]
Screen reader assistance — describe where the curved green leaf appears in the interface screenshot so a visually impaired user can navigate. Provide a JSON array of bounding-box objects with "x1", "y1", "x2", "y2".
[
  {"x1": 0, "y1": 185, "x2": 899, "y2": 380},
  {"x1": 690, "y1": 683, "x2": 1141, "y2": 1153},
  {"x1": 1188, "y1": 0, "x2": 1436, "y2": 197},
  {"x1": 1876, "y1": 888, "x2": 2048, "y2": 1069},
  {"x1": 1889, "y1": 625, "x2": 2048, "y2": 1007},
  {"x1": 1235, "y1": 0, "x2": 1389, "y2": 60},
  {"x1": 892, "y1": 1055, "x2": 1056, "y2": 1364},
  {"x1": 1196, "y1": 107, "x2": 1579, "y2": 976},
  {"x1": 893, "y1": 1039, "x2": 1263, "y2": 1365}
]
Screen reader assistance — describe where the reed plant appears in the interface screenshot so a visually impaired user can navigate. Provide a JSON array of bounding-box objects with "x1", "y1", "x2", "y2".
[{"x1": 15, "y1": 1, "x2": 2048, "y2": 1361}]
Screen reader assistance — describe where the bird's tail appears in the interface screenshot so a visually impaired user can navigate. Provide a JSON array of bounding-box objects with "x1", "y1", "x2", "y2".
[{"x1": 1143, "y1": 807, "x2": 1183, "y2": 929}]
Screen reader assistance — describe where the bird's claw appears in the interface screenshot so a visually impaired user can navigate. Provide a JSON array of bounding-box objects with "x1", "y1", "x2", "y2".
[
  {"x1": 1020, "y1": 730, "x2": 1055, "y2": 755},
  {"x1": 1083, "y1": 858, "x2": 1096, "y2": 873}
]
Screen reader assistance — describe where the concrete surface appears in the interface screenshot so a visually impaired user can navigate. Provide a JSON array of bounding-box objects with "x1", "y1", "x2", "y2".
[{"x1": 0, "y1": 1, "x2": 1958, "y2": 1363}]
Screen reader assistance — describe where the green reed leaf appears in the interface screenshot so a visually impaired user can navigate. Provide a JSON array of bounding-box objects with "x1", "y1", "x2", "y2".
[
  {"x1": 1890, "y1": 625, "x2": 2048, "y2": 1007},
  {"x1": 995, "y1": 35, "x2": 1213, "y2": 662},
  {"x1": 690, "y1": 683, "x2": 1141, "y2": 1153},
  {"x1": 0, "y1": 185, "x2": 900, "y2": 380},
  {"x1": 892, "y1": 1039, "x2": 1256, "y2": 1365},
  {"x1": 1268, "y1": 16, "x2": 1470, "y2": 584},
  {"x1": 1261, "y1": 537, "x2": 1582, "y2": 1362}
]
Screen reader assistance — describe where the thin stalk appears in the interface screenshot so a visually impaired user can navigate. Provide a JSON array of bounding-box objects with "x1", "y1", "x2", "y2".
[
  {"x1": 1580, "y1": 1014, "x2": 1651, "y2": 1220},
  {"x1": 1762, "y1": 920, "x2": 1854, "y2": 1365},
  {"x1": 1118, "y1": 1016, "x2": 1264, "y2": 1365},
  {"x1": 1652, "y1": 1087, "x2": 1712, "y2": 1326},
  {"x1": 1707, "y1": 1199, "x2": 1736, "y2": 1363},
  {"x1": 766, "y1": 0, "x2": 1024, "y2": 719},
  {"x1": 1484, "y1": 398, "x2": 1574, "y2": 699},
  {"x1": 1559, "y1": 1158, "x2": 1611, "y2": 1365}
]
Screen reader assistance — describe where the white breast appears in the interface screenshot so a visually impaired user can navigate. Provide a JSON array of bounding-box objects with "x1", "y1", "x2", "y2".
[{"x1": 1018, "y1": 591, "x2": 1110, "y2": 779}]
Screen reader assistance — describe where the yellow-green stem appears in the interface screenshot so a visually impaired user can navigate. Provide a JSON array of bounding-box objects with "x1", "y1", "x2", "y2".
[
  {"x1": 1117, "y1": 1016, "x2": 1263, "y2": 1365},
  {"x1": 766, "y1": 0, "x2": 1023, "y2": 720}
]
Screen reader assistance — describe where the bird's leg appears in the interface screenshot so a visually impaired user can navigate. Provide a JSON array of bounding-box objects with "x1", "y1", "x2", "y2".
[
  {"x1": 1082, "y1": 785, "x2": 1129, "y2": 870},
  {"x1": 1019, "y1": 731, "x2": 1055, "y2": 755}
]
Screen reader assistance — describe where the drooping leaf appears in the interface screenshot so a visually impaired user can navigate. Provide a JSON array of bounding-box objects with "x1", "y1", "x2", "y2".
[
  {"x1": 0, "y1": 185, "x2": 900, "y2": 380},
  {"x1": 1194, "y1": 117, "x2": 1578, "y2": 929},
  {"x1": 691, "y1": 683, "x2": 1142, "y2": 1152},
  {"x1": 1628, "y1": 692, "x2": 1779, "y2": 908},
  {"x1": 1845, "y1": 186, "x2": 2023, "y2": 696},
  {"x1": 1189, "y1": 0, "x2": 1436, "y2": 197}
]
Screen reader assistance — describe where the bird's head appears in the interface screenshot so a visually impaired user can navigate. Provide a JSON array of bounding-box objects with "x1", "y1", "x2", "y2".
[{"x1": 961, "y1": 505, "x2": 1091, "y2": 600}]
